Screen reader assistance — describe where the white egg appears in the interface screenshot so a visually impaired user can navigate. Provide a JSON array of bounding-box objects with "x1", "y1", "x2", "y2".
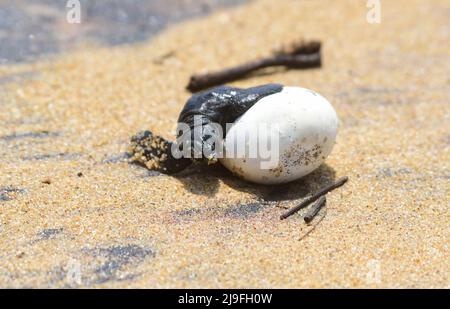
[{"x1": 219, "y1": 86, "x2": 338, "y2": 184}]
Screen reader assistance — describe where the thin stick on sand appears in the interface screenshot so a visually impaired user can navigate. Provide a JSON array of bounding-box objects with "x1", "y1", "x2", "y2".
[
  {"x1": 280, "y1": 176, "x2": 348, "y2": 220},
  {"x1": 186, "y1": 41, "x2": 322, "y2": 92},
  {"x1": 304, "y1": 196, "x2": 327, "y2": 223}
]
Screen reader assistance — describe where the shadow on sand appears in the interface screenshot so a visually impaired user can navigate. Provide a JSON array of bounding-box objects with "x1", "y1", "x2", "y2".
[{"x1": 172, "y1": 162, "x2": 336, "y2": 202}]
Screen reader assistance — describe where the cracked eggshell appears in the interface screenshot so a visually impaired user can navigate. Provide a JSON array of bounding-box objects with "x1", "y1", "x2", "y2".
[{"x1": 219, "y1": 86, "x2": 339, "y2": 184}]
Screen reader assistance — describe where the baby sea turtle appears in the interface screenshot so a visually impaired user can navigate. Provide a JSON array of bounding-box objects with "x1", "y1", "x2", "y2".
[{"x1": 129, "y1": 83, "x2": 338, "y2": 184}]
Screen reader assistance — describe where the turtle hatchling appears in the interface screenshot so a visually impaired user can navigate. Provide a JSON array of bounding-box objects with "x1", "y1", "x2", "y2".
[{"x1": 129, "y1": 84, "x2": 338, "y2": 184}]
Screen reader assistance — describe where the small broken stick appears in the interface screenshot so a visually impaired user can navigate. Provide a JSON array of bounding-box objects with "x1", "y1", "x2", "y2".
[
  {"x1": 304, "y1": 196, "x2": 327, "y2": 223},
  {"x1": 186, "y1": 40, "x2": 322, "y2": 92},
  {"x1": 280, "y1": 176, "x2": 348, "y2": 220}
]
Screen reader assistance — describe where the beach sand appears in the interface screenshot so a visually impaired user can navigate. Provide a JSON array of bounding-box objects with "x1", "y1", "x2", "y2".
[{"x1": 0, "y1": 0, "x2": 449, "y2": 288}]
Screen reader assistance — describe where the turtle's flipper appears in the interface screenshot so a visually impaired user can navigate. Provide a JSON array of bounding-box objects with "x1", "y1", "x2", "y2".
[
  {"x1": 232, "y1": 83, "x2": 284, "y2": 119},
  {"x1": 129, "y1": 130, "x2": 192, "y2": 174},
  {"x1": 178, "y1": 83, "x2": 283, "y2": 127}
]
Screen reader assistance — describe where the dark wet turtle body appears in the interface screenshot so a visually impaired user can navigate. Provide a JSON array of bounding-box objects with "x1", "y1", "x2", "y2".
[
  {"x1": 178, "y1": 83, "x2": 283, "y2": 129},
  {"x1": 129, "y1": 83, "x2": 283, "y2": 174}
]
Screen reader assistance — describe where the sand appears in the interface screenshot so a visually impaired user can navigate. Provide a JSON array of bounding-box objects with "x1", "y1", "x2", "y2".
[{"x1": 0, "y1": 0, "x2": 449, "y2": 288}]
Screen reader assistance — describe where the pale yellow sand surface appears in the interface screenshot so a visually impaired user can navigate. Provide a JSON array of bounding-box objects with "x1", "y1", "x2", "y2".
[{"x1": 0, "y1": 0, "x2": 449, "y2": 288}]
